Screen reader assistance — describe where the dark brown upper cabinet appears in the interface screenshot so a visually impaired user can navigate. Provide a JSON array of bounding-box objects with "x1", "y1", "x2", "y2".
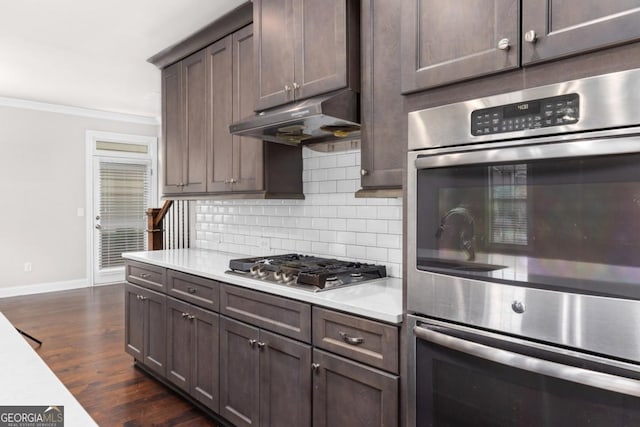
[
  {"x1": 159, "y1": 22, "x2": 303, "y2": 199},
  {"x1": 522, "y1": 1, "x2": 640, "y2": 64},
  {"x1": 206, "y1": 28, "x2": 262, "y2": 194},
  {"x1": 358, "y1": 0, "x2": 404, "y2": 192},
  {"x1": 162, "y1": 50, "x2": 207, "y2": 195},
  {"x1": 253, "y1": 0, "x2": 360, "y2": 111},
  {"x1": 206, "y1": 25, "x2": 304, "y2": 198},
  {"x1": 401, "y1": 0, "x2": 519, "y2": 94},
  {"x1": 402, "y1": 0, "x2": 640, "y2": 93}
]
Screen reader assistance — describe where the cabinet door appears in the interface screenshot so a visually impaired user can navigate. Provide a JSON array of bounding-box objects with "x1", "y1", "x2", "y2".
[
  {"x1": 360, "y1": 0, "x2": 403, "y2": 189},
  {"x1": 220, "y1": 316, "x2": 260, "y2": 427},
  {"x1": 162, "y1": 62, "x2": 184, "y2": 194},
  {"x1": 312, "y1": 349, "x2": 398, "y2": 427},
  {"x1": 141, "y1": 286, "x2": 166, "y2": 376},
  {"x1": 207, "y1": 35, "x2": 234, "y2": 193},
  {"x1": 522, "y1": 0, "x2": 640, "y2": 64},
  {"x1": 232, "y1": 24, "x2": 264, "y2": 192},
  {"x1": 293, "y1": 0, "x2": 351, "y2": 101},
  {"x1": 190, "y1": 304, "x2": 220, "y2": 412},
  {"x1": 181, "y1": 49, "x2": 207, "y2": 193},
  {"x1": 124, "y1": 283, "x2": 144, "y2": 360},
  {"x1": 254, "y1": 0, "x2": 295, "y2": 110},
  {"x1": 259, "y1": 330, "x2": 312, "y2": 427},
  {"x1": 166, "y1": 297, "x2": 192, "y2": 392},
  {"x1": 401, "y1": 0, "x2": 519, "y2": 93}
]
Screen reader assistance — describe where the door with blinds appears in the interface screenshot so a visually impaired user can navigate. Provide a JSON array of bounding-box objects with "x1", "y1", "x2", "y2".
[
  {"x1": 86, "y1": 131, "x2": 157, "y2": 286},
  {"x1": 93, "y1": 157, "x2": 152, "y2": 284}
]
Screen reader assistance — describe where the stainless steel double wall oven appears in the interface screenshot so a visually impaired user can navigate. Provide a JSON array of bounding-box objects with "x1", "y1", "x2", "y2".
[{"x1": 407, "y1": 69, "x2": 640, "y2": 426}]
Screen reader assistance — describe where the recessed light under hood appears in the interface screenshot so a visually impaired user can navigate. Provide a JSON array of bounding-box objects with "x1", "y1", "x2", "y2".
[{"x1": 229, "y1": 89, "x2": 360, "y2": 145}]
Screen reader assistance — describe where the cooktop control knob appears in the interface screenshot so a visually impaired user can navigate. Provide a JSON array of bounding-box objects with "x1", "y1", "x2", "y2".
[
  {"x1": 282, "y1": 272, "x2": 296, "y2": 283},
  {"x1": 255, "y1": 266, "x2": 269, "y2": 278}
]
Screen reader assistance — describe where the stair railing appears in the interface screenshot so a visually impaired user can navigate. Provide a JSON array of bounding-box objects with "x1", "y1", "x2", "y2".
[{"x1": 146, "y1": 200, "x2": 191, "y2": 250}]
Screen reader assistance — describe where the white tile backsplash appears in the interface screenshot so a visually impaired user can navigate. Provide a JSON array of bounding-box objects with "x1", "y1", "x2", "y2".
[{"x1": 195, "y1": 146, "x2": 403, "y2": 278}]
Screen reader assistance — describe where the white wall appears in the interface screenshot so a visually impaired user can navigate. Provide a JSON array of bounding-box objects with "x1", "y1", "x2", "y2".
[
  {"x1": 195, "y1": 146, "x2": 403, "y2": 278},
  {"x1": 0, "y1": 103, "x2": 158, "y2": 296}
]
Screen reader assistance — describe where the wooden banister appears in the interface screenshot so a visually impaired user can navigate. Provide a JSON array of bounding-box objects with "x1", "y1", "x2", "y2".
[{"x1": 146, "y1": 200, "x2": 173, "y2": 250}]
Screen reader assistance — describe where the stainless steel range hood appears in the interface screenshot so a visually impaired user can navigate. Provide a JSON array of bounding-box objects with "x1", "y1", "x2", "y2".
[{"x1": 229, "y1": 89, "x2": 360, "y2": 145}]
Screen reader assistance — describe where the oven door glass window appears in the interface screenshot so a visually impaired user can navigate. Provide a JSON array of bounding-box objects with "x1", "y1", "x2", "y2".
[
  {"x1": 416, "y1": 328, "x2": 640, "y2": 427},
  {"x1": 416, "y1": 152, "x2": 640, "y2": 299}
]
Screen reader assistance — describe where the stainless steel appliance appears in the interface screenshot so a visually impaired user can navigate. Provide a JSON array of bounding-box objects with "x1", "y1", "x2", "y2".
[
  {"x1": 228, "y1": 89, "x2": 360, "y2": 145},
  {"x1": 227, "y1": 253, "x2": 386, "y2": 291},
  {"x1": 407, "y1": 69, "x2": 640, "y2": 426}
]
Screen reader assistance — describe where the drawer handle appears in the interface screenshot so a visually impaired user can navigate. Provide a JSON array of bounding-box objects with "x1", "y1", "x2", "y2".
[
  {"x1": 140, "y1": 273, "x2": 151, "y2": 279},
  {"x1": 188, "y1": 315, "x2": 195, "y2": 321},
  {"x1": 181, "y1": 312, "x2": 189, "y2": 318},
  {"x1": 339, "y1": 332, "x2": 364, "y2": 346},
  {"x1": 137, "y1": 295, "x2": 147, "y2": 301},
  {"x1": 257, "y1": 342, "x2": 266, "y2": 351},
  {"x1": 311, "y1": 363, "x2": 321, "y2": 372},
  {"x1": 187, "y1": 287, "x2": 197, "y2": 294},
  {"x1": 248, "y1": 339, "x2": 257, "y2": 348}
]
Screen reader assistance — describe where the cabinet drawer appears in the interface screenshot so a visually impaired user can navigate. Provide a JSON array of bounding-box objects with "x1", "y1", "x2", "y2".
[
  {"x1": 167, "y1": 270, "x2": 219, "y2": 311},
  {"x1": 312, "y1": 307, "x2": 398, "y2": 373},
  {"x1": 220, "y1": 284, "x2": 311, "y2": 343},
  {"x1": 126, "y1": 261, "x2": 166, "y2": 293}
]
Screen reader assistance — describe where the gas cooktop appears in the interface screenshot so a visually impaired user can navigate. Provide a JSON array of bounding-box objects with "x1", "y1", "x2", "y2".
[{"x1": 227, "y1": 253, "x2": 387, "y2": 292}]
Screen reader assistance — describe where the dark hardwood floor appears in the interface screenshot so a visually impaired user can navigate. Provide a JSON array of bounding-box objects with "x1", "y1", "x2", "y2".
[{"x1": 0, "y1": 284, "x2": 219, "y2": 427}]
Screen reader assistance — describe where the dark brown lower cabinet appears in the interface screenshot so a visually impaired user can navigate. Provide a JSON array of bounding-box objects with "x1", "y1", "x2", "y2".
[
  {"x1": 219, "y1": 316, "x2": 312, "y2": 427},
  {"x1": 312, "y1": 349, "x2": 399, "y2": 427},
  {"x1": 124, "y1": 283, "x2": 166, "y2": 376},
  {"x1": 166, "y1": 297, "x2": 220, "y2": 411}
]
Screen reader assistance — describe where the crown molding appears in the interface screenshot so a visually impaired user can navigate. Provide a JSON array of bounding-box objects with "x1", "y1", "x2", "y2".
[
  {"x1": 147, "y1": 2, "x2": 252, "y2": 69},
  {"x1": 0, "y1": 96, "x2": 160, "y2": 125}
]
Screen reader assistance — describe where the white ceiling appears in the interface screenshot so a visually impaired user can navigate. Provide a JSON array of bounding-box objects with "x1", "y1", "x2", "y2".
[{"x1": 0, "y1": 0, "x2": 247, "y2": 119}]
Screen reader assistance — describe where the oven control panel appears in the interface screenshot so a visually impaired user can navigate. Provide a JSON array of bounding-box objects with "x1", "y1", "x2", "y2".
[{"x1": 471, "y1": 93, "x2": 580, "y2": 136}]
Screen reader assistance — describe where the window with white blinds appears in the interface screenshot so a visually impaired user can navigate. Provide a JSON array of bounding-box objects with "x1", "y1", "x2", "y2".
[{"x1": 97, "y1": 161, "x2": 149, "y2": 269}]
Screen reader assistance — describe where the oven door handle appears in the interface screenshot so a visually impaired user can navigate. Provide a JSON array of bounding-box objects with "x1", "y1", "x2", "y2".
[
  {"x1": 414, "y1": 324, "x2": 640, "y2": 397},
  {"x1": 413, "y1": 136, "x2": 640, "y2": 170}
]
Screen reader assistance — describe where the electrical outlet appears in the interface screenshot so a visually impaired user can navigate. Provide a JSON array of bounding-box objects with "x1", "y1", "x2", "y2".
[{"x1": 24, "y1": 262, "x2": 32, "y2": 272}]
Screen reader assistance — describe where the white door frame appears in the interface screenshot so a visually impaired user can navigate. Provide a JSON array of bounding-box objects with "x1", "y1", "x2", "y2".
[{"x1": 86, "y1": 131, "x2": 158, "y2": 286}]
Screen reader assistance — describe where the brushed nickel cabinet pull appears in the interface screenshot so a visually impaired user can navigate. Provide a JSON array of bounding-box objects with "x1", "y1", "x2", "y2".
[
  {"x1": 257, "y1": 342, "x2": 266, "y2": 350},
  {"x1": 140, "y1": 273, "x2": 150, "y2": 279},
  {"x1": 311, "y1": 363, "x2": 320, "y2": 372},
  {"x1": 497, "y1": 38, "x2": 510, "y2": 50},
  {"x1": 249, "y1": 339, "x2": 257, "y2": 348},
  {"x1": 339, "y1": 331, "x2": 364, "y2": 345},
  {"x1": 525, "y1": 30, "x2": 538, "y2": 43},
  {"x1": 187, "y1": 287, "x2": 197, "y2": 294}
]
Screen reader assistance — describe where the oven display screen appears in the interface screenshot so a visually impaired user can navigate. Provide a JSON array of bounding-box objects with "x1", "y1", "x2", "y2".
[
  {"x1": 471, "y1": 93, "x2": 579, "y2": 135},
  {"x1": 503, "y1": 101, "x2": 541, "y2": 118}
]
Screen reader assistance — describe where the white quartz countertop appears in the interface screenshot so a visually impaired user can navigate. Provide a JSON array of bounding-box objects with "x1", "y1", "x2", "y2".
[
  {"x1": 123, "y1": 249, "x2": 403, "y2": 324},
  {"x1": 0, "y1": 312, "x2": 98, "y2": 426}
]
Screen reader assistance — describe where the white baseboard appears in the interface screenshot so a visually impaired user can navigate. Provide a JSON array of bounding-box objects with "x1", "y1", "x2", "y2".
[{"x1": 0, "y1": 279, "x2": 91, "y2": 299}]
